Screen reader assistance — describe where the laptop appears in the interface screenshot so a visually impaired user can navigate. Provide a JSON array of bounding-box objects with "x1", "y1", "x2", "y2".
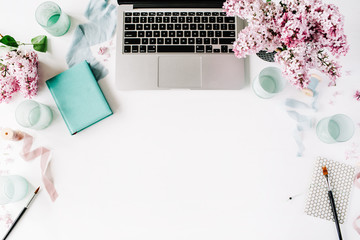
[{"x1": 115, "y1": 0, "x2": 245, "y2": 90}]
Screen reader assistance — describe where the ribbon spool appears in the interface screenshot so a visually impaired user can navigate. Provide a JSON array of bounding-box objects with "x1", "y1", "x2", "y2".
[
  {"x1": 302, "y1": 74, "x2": 322, "y2": 97},
  {"x1": 0, "y1": 128, "x2": 24, "y2": 141}
]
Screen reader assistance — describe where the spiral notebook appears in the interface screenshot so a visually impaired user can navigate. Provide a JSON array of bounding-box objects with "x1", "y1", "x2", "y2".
[
  {"x1": 305, "y1": 157, "x2": 355, "y2": 223},
  {"x1": 46, "y1": 61, "x2": 113, "y2": 135}
]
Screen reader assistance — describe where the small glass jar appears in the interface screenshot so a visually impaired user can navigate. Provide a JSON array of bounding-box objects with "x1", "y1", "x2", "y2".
[
  {"x1": 0, "y1": 175, "x2": 29, "y2": 205},
  {"x1": 35, "y1": 1, "x2": 71, "y2": 37},
  {"x1": 15, "y1": 100, "x2": 53, "y2": 130},
  {"x1": 252, "y1": 67, "x2": 287, "y2": 99},
  {"x1": 316, "y1": 114, "x2": 354, "y2": 143}
]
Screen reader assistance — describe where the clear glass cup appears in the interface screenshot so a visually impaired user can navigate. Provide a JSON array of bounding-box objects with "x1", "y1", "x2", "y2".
[
  {"x1": 316, "y1": 114, "x2": 355, "y2": 144},
  {"x1": 252, "y1": 67, "x2": 287, "y2": 99},
  {"x1": 0, "y1": 175, "x2": 29, "y2": 205},
  {"x1": 15, "y1": 100, "x2": 53, "y2": 130},
  {"x1": 35, "y1": 1, "x2": 71, "y2": 37}
]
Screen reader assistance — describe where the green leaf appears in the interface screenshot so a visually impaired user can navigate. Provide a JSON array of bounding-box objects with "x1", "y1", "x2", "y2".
[
  {"x1": 267, "y1": 0, "x2": 271, "y2": 2},
  {"x1": 0, "y1": 45, "x2": 18, "y2": 51},
  {"x1": 31, "y1": 35, "x2": 47, "y2": 52},
  {"x1": 0, "y1": 35, "x2": 19, "y2": 48}
]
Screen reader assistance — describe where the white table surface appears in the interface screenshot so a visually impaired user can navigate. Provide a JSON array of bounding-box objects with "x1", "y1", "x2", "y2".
[{"x1": 1, "y1": 0, "x2": 360, "y2": 239}]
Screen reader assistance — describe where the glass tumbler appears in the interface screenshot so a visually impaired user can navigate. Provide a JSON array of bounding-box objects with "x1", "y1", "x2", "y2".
[
  {"x1": 15, "y1": 100, "x2": 53, "y2": 130},
  {"x1": 0, "y1": 175, "x2": 29, "y2": 205},
  {"x1": 35, "y1": 1, "x2": 71, "y2": 37},
  {"x1": 252, "y1": 67, "x2": 287, "y2": 99},
  {"x1": 316, "y1": 114, "x2": 355, "y2": 144}
]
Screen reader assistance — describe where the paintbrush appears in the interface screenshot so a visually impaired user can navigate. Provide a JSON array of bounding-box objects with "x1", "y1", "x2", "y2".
[
  {"x1": 322, "y1": 166, "x2": 342, "y2": 240},
  {"x1": 2, "y1": 186, "x2": 40, "y2": 240}
]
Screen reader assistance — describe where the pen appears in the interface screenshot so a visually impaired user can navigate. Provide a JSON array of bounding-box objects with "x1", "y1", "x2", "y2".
[{"x1": 2, "y1": 187, "x2": 40, "y2": 240}]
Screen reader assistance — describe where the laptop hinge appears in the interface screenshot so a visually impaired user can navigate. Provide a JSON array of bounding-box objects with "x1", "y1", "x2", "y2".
[{"x1": 119, "y1": 1, "x2": 224, "y2": 8}]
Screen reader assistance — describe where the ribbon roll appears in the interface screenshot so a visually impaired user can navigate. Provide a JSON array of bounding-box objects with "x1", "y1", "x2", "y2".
[
  {"x1": 302, "y1": 74, "x2": 321, "y2": 97},
  {"x1": 0, "y1": 128, "x2": 24, "y2": 141},
  {"x1": 19, "y1": 133, "x2": 58, "y2": 202},
  {"x1": 298, "y1": 74, "x2": 321, "y2": 110}
]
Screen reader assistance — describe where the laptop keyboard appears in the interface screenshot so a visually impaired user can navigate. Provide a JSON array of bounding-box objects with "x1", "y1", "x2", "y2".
[{"x1": 123, "y1": 11, "x2": 236, "y2": 54}]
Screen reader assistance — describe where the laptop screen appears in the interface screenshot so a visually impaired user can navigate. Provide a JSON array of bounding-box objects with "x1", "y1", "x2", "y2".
[{"x1": 117, "y1": 0, "x2": 225, "y2": 8}]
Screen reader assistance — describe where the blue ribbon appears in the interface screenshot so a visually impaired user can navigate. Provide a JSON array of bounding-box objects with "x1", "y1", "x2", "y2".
[
  {"x1": 66, "y1": 0, "x2": 117, "y2": 80},
  {"x1": 285, "y1": 76, "x2": 320, "y2": 156},
  {"x1": 286, "y1": 110, "x2": 315, "y2": 157}
]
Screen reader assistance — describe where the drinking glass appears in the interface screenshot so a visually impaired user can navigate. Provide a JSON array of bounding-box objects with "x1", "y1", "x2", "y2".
[
  {"x1": 252, "y1": 67, "x2": 287, "y2": 99},
  {"x1": 15, "y1": 100, "x2": 53, "y2": 130},
  {"x1": 316, "y1": 114, "x2": 354, "y2": 144},
  {"x1": 35, "y1": 1, "x2": 71, "y2": 37},
  {"x1": 0, "y1": 175, "x2": 29, "y2": 205}
]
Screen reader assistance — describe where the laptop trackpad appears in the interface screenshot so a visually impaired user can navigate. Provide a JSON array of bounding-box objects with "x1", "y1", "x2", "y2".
[{"x1": 158, "y1": 56, "x2": 202, "y2": 89}]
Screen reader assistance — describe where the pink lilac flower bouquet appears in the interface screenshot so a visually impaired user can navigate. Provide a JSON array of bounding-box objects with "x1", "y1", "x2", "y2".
[
  {"x1": 0, "y1": 50, "x2": 39, "y2": 103},
  {"x1": 223, "y1": 0, "x2": 349, "y2": 89}
]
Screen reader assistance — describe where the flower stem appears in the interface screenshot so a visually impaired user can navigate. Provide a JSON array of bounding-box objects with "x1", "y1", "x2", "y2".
[{"x1": 0, "y1": 33, "x2": 3, "y2": 38}]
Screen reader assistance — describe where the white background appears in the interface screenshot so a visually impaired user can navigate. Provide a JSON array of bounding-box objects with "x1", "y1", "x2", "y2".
[{"x1": 1, "y1": 0, "x2": 360, "y2": 239}]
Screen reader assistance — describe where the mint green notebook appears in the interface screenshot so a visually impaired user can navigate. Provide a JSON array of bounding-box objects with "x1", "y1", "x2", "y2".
[{"x1": 46, "y1": 61, "x2": 112, "y2": 135}]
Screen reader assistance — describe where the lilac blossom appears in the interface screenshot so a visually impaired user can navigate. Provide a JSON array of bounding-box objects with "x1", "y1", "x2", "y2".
[
  {"x1": 354, "y1": 90, "x2": 360, "y2": 101},
  {"x1": 98, "y1": 46, "x2": 108, "y2": 55},
  {"x1": 0, "y1": 50, "x2": 39, "y2": 103},
  {"x1": 223, "y1": 0, "x2": 349, "y2": 89}
]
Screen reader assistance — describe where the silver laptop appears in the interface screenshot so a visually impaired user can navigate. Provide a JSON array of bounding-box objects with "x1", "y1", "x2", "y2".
[{"x1": 115, "y1": 0, "x2": 245, "y2": 90}]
